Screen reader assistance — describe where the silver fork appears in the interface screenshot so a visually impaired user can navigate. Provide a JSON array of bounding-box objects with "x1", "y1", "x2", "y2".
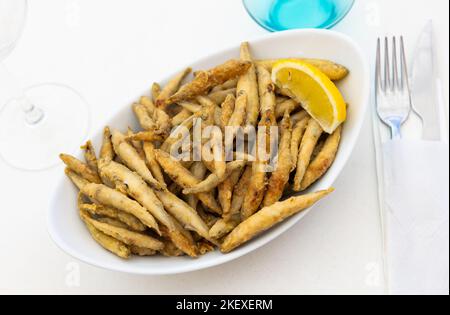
[{"x1": 375, "y1": 37, "x2": 412, "y2": 139}]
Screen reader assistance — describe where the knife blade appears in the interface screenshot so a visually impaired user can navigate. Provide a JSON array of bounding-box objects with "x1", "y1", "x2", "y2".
[{"x1": 410, "y1": 21, "x2": 441, "y2": 141}]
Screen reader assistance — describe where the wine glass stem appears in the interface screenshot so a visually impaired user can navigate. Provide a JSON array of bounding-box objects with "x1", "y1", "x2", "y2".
[
  {"x1": 0, "y1": 63, "x2": 44, "y2": 125},
  {"x1": 19, "y1": 95, "x2": 45, "y2": 125}
]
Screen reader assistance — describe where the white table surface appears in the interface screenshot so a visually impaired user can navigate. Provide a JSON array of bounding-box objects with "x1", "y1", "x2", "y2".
[{"x1": 0, "y1": 0, "x2": 448, "y2": 295}]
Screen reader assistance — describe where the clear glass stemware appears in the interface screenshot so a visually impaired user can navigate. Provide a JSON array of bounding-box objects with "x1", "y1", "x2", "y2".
[{"x1": 0, "y1": 0, "x2": 90, "y2": 171}]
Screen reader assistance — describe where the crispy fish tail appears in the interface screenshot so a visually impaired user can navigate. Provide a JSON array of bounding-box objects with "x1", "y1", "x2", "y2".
[
  {"x1": 293, "y1": 119, "x2": 323, "y2": 191},
  {"x1": 300, "y1": 125, "x2": 342, "y2": 190},
  {"x1": 221, "y1": 188, "x2": 334, "y2": 253},
  {"x1": 166, "y1": 60, "x2": 251, "y2": 104},
  {"x1": 60, "y1": 154, "x2": 101, "y2": 184},
  {"x1": 84, "y1": 220, "x2": 131, "y2": 259}
]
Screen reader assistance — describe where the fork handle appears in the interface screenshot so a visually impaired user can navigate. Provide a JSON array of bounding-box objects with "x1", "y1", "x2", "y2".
[{"x1": 388, "y1": 117, "x2": 403, "y2": 140}]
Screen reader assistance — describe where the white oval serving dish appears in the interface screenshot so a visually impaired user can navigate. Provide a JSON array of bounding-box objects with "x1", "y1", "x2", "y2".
[{"x1": 48, "y1": 29, "x2": 370, "y2": 275}]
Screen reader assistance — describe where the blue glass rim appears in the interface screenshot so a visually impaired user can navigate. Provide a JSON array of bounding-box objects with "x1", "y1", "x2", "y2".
[{"x1": 242, "y1": 0, "x2": 355, "y2": 32}]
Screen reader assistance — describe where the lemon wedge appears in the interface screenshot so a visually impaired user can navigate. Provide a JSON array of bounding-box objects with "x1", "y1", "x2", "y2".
[{"x1": 271, "y1": 60, "x2": 347, "y2": 134}]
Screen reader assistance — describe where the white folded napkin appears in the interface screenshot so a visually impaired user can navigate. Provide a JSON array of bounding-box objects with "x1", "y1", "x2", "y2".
[{"x1": 382, "y1": 140, "x2": 449, "y2": 295}]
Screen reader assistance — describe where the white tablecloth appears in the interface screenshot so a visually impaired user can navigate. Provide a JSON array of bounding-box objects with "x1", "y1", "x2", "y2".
[{"x1": 0, "y1": 0, "x2": 448, "y2": 294}]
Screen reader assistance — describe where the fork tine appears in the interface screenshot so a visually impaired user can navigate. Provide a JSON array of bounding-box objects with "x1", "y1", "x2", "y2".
[
  {"x1": 375, "y1": 36, "x2": 412, "y2": 139},
  {"x1": 384, "y1": 37, "x2": 391, "y2": 90},
  {"x1": 376, "y1": 38, "x2": 382, "y2": 91},
  {"x1": 400, "y1": 36, "x2": 410, "y2": 91},
  {"x1": 392, "y1": 37, "x2": 399, "y2": 90}
]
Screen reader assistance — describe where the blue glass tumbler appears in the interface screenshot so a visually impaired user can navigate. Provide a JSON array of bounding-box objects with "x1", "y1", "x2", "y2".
[{"x1": 243, "y1": 0, "x2": 355, "y2": 31}]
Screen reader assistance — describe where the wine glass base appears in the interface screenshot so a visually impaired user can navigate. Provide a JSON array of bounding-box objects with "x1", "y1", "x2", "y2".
[{"x1": 0, "y1": 83, "x2": 90, "y2": 171}]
